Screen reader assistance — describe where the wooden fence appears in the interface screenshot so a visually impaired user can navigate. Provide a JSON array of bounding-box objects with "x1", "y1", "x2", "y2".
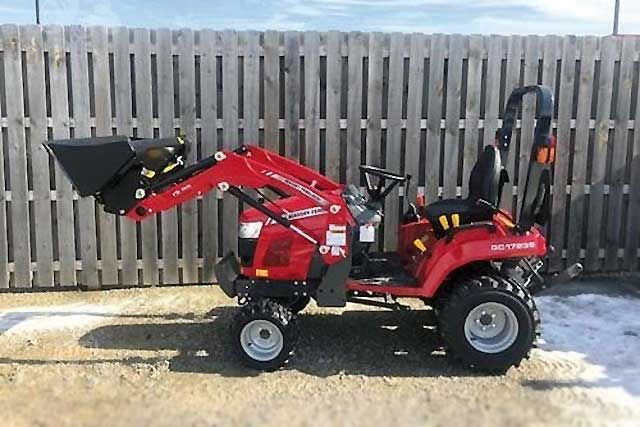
[{"x1": 0, "y1": 25, "x2": 639, "y2": 289}]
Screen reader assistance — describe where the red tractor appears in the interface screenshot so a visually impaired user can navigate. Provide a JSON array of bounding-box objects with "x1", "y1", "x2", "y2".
[{"x1": 47, "y1": 85, "x2": 581, "y2": 372}]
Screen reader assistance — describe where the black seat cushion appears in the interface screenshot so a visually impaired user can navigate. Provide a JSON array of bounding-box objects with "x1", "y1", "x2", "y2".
[
  {"x1": 468, "y1": 145, "x2": 502, "y2": 205},
  {"x1": 424, "y1": 199, "x2": 494, "y2": 236},
  {"x1": 424, "y1": 146, "x2": 502, "y2": 236}
]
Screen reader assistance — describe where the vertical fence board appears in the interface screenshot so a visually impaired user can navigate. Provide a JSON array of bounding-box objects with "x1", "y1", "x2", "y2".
[
  {"x1": 549, "y1": 36, "x2": 577, "y2": 272},
  {"x1": 383, "y1": 33, "x2": 404, "y2": 249},
  {"x1": 501, "y1": 36, "x2": 522, "y2": 213},
  {"x1": 112, "y1": 27, "x2": 137, "y2": 285},
  {"x1": 45, "y1": 25, "x2": 76, "y2": 286},
  {"x1": 200, "y1": 29, "x2": 218, "y2": 282},
  {"x1": 462, "y1": 35, "x2": 483, "y2": 199},
  {"x1": 484, "y1": 35, "x2": 503, "y2": 151},
  {"x1": 425, "y1": 34, "x2": 446, "y2": 201},
  {"x1": 89, "y1": 25, "x2": 118, "y2": 285},
  {"x1": 517, "y1": 35, "x2": 541, "y2": 215},
  {"x1": 443, "y1": 34, "x2": 464, "y2": 200},
  {"x1": 176, "y1": 28, "x2": 198, "y2": 283},
  {"x1": 222, "y1": 30, "x2": 239, "y2": 255},
  {"x1": 326, "y1": 31, "x2": 342, "y2": 181},
  {"x1": 586, "y1": 36, "x2": 617, "y2": 271},
  {"x1": 0, "y1": 113, "x2": 6, "y2": 287},
  {"x1": 22, "y1": 25, "x2": 54, "y2": 287},
  {"x1": 243, "y1": 31, "x2": 260, "y2": 145},
  {"x1": 405, "y1": 33, "x2": 426, "y2": 202},
  {"x1": 365, "y1": 32, "x2": 384, "y2": 167},
  {"x1": 346, "y1": 32, "x2": 364, "y2": 186},
  {"x1": 264, "y1": 31, "x2": 280, "y2": 153},
  {"x1": 304, "y1": 31, "x2": 320, "y2": 169},
  {"x1": 133, "y1": 28, "x2": 159, "y2": 286},
  {"x1": 2, "y1": 25, "x2": 31, "y2": 287},
  {"x1": 68, "y1": 25, "x2": 99, "y2": 288},
  {"x1": 567, "y1": 36, "x2": 596, "y2": 266},
  {"x1": 156, "y1": 28, "x2": 179, "y2": 283},
  {"x1": 284, "y1": 31, "x2": 301, "y2": 160}
]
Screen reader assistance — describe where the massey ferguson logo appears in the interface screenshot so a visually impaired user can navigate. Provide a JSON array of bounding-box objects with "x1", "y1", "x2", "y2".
[
  {"x1": 264, "y1": 207, "x2": 327, "y2": 225},
  {"x1": 491, "y1": 241, "x2": 536, "y2": 251}
]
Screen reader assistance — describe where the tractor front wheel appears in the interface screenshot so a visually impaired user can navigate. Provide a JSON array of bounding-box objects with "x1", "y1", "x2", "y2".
[
  {"x1": 231, "y1": 299, "x2": 299, "y2": 371},
  {"x1": 438, "y1": 275, "x2": 539, "y2": 373}
]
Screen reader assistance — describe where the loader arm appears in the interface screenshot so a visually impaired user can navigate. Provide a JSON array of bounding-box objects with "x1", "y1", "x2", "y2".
[{"x1": 126, "y1": 145, "x2": 344, "y2": 247}]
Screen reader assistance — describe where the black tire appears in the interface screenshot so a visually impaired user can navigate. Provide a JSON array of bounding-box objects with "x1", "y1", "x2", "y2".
[
  {"x1": 437, "y1": 275, "x2": 540, "y2": 373},
  {"x1": 231, "y1": 299, "x2": 298, "y2": 371}
]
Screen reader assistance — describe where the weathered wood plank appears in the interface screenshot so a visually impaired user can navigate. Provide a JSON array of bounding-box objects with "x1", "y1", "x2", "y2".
[
  {"x1": 133, "y1": 27, "x2": 159, "y2": 286},
  {"x1": 68, "y1": 25, "x2": 99, "y2": 288},
  {"x1": 586, "y1": 36, "x2": 616, "y2": 272},
  {"x1": 243, "y1": 31, "x2": 260, "y2": 146},
  {"x1": 112, "y1": 27, "x2": 138, "y2": 285},
  {"x1": 326, "y1": 31, "x2": 342, "y2": 181},
  {"x1": 45, "y1": 25, "x2": 76, "y2": 286},
  {"x1": 222, "y1": 30, "x2": 239, "y2": 254},
  {"x1": 346, "y1": 31, "x2": 364, "y2": 186},
  {"x1": 549, "y1": 36, "x2": 576, "y2": 272},
  {"x1": 384, "y1": 33, "x2": 404, "y2": 249},
  {"x1": 405, "y1": 33, "x2": 426, "y2": 202},
  {"x1": 22, "y1": 25, "x2": 54, "y2": 287},
  {"x1": 517, "y1": 35, "x2": 541, "y2": 214},
  {"x1": 176, "y1": 28, "x2": 198, "y2": 283},
  {"x1": 501, "y1": 35, "x2": 522, "y2": 213},
  {"x1": 484, "y1": 35, "x2": 504, "y2": 151},
  {"x1": 604, "y1": 36, "x2": 634, "y2": 271},
  {"x1": 425, "y1": 34, "x2": 446, "y2": 201},
  {"x1": 284, "y1": 31, "x2": 301, "y2": 160},
  {"x1": 156, "y1": 28, "x2": 180, "y2": 283},
  {"x1": 263, "y1": 31, "x2": 280, "y2": 153},
  {"x1": 200, "y1": 29, "x2": 219, "y2": 282},
  {"x1": 2, "y1": 24, "x2": 32, "y2": 287},
  {"x1": 462, "y1": 35, "x2": 483, "y2": 198},
  {"x1": 442, "y1": 34, "x2": 464, "y2": 200},
  {"x1": 304, "y1": 31, "x2": 320, "y2": 169},
  {"x1": 365, "y1": 32, "x2": 384, "y2": 168},
  {"x1": 88, "y1": 25, "x2": 118, "y2": 286},
  {"x1": 566, "y1": 36, "x2": 596, "y2": 266}
]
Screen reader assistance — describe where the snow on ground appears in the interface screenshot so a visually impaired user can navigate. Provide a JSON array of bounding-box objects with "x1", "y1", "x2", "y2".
[
  {"x1": 536, "y1": 293, "x2": 640, "y2": 400},
  {"x1": 0, "y1": 303, "x2": 120, "y2": 335}
]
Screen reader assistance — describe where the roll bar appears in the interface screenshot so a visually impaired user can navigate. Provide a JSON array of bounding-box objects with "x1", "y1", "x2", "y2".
[{"x1": 496, "y1": 85, "x2": 555, "y2": 232}]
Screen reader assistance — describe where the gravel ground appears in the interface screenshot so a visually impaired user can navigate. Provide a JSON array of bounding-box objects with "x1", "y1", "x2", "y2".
[{"x1": 0, "y1": 279, "x2": 638, "y2": 427}]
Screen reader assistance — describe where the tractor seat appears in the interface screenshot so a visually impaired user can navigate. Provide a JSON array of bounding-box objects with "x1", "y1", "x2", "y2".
[{"x1": 424, "y1": 145, "x2": 503, "y2": 235}]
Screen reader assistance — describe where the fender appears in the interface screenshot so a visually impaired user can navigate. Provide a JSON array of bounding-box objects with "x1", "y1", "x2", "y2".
[{"x1": 415, "y1": 225, "x2": 547, "y2": 297}]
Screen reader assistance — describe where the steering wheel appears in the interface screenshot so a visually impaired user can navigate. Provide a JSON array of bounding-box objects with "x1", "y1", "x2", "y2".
[{"x1": 359, "y1": 165, "x2": 406, "y2": 203}]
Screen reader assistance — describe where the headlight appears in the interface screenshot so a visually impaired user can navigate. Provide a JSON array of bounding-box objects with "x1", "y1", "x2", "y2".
[{"x1": 239, "y1": 221, "x2": 263, "y2": 239}]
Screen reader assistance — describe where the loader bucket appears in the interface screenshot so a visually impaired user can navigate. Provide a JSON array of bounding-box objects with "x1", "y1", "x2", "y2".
[
  {"x1": 45, "y1": 136, "x2": 135, "y2": 197},
  {"x1": 45, "y1": 135, "x2": 187, "y2": 214}
]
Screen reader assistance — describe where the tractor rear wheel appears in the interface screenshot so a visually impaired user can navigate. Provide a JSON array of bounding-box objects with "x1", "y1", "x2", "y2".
[
  {"x1": 231, "y1": 299, "x2": 299, "y2": 371},
  {"x1": 437, "y1": 275, "x2": 539, "y2": 373}
]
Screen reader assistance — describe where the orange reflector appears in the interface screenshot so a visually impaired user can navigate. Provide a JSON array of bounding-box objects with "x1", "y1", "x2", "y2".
[{"x1": 256, "y1": 269, "x2": 269, "y2": 278}]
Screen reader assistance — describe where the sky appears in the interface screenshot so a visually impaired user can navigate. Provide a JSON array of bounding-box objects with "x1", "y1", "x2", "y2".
[{"x1": 0, "y1": 0, "x2": 638, "y2": 35}]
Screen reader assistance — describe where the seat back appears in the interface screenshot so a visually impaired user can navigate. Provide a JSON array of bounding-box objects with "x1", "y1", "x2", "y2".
[{"x1": 468, "y1": 145, "x2": 503, "y2": 205}]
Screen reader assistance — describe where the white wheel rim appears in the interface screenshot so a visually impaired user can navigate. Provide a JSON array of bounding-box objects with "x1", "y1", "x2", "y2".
[
  {"x1": 240, "y1": 319, "x2": 284, "y2": 362},
  {"x1": 464, "y1": 302, "x2": 519, "y2": 354}
]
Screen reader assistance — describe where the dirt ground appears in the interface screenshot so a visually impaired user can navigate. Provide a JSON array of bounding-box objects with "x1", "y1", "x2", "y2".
[{"x1": 0, "y1": 279, "x2": 639, "y2": 427}]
